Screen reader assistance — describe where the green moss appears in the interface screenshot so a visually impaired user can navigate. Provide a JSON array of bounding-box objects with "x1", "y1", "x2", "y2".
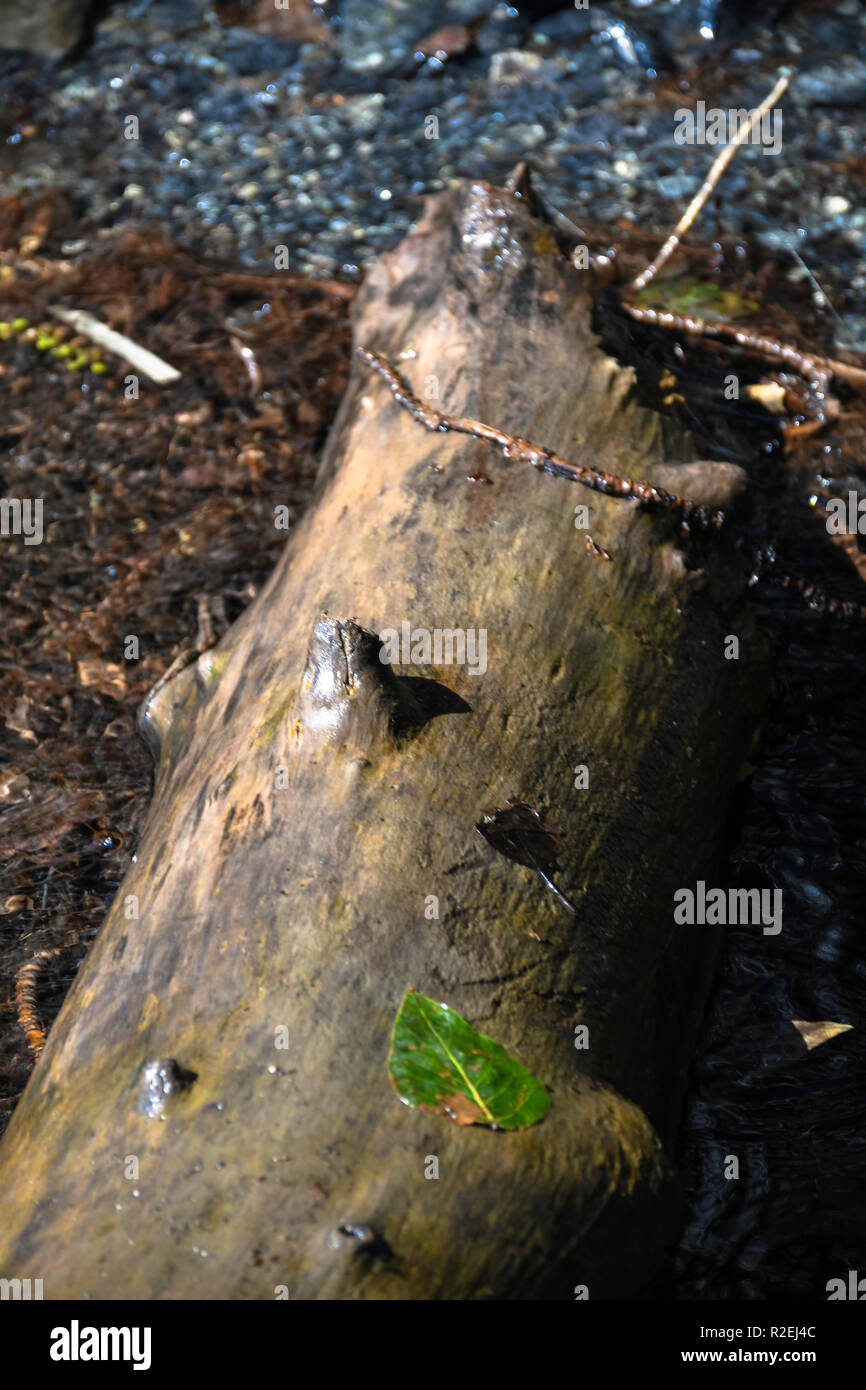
[
  {"x1": 254, "y1": 689, "x2": 294, "y2": 749},
  {"x1": 635, "y1": 274, "x2": 759, "y2": 323},
  {"x1": 199, "y1": 649, "x2": 232, "y2": 688},
  {"x1": 215, "y1": 765, "x2": 239, "y2": 798}
]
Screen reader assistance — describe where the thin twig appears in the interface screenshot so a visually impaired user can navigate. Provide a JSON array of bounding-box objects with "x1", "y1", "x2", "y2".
[
  {"x1": 229, "y1": 332, "x2": 262, "y2": 395},
  {"x1": 630, "y1": 72, "x2": 789, "y2": 294},
  {"x1": 48, "y1": 306, "x2": 181, "y2": 384},
  {"x1": 357, "y1": 345, "x2": 724, "y2": 528},
  {"x1": 749, "y1": 545, "x2": 864, "y2": 619},
  {"x1": 623, "y1": 303, "x2": 866, "y2": 423},
  {"x1": 624, "y1": 305, "x2": 827, "y2": 382},
  {"x1": 627, "y1": 305, "x2": 866, "y2": 390}
]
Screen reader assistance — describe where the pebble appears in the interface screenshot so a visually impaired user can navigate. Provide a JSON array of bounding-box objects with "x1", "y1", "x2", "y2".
[
  {"x1": 0, "y1": 0, "x2": 862, "y2": 311},
  {"x1": 488, "y1": 50, "x2": 545, "y2": 85},
  {"x1": 656, "y1": 174, "x2": 700, "y2": 199}
]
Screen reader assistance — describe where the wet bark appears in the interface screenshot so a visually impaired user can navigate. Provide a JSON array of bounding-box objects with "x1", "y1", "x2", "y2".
[{"x1": 0, "y1": 177, "x2": 766, "y2": 1299}]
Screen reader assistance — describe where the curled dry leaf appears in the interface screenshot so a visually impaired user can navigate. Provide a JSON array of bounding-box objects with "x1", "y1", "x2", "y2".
[
  {"x1": 745, "y1": 382, "x2": 789, "y2": 415},
  {"x1": 791, "y1": 1020, "x2": 853, "y2": 1051},
  {"x1": 476, "y1": 799, "x2": 576, "y2": 913},
  {"x1": 77, "y1": 659, "x2": 128, "y2": 700}
]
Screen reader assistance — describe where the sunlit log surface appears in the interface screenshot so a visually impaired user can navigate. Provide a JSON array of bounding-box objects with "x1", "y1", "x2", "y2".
[{"x1": 0, "y1": 177, "x2": 766, "y2": 1299}]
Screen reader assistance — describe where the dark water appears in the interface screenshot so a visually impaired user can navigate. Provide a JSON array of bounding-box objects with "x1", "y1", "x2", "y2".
[
  {"x1": 674, "y1": 561, "x2": 866, "y2": 1299},
  {"x1": 604, "y1": 259, "x2": 866, "y2": 1295}
]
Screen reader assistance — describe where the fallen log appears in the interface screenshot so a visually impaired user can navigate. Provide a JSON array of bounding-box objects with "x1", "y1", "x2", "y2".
[{"x1": 0, "y1": 175, "x2": 766, "y2": 1299}]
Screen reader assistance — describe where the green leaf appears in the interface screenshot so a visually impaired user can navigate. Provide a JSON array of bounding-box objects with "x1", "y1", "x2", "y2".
[
  {"x1": 635, "y1": 275, "x2": 759, "y2": 323},
  {"x1": 388, "y1": 989, "x2": 550, "y2": 1130}
]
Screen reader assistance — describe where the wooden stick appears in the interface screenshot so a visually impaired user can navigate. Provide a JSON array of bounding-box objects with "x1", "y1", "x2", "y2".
[
  {"x1": 624, "y1": 303, "x2": 866, "y2": 421},
  {"x1": 357, "y1": 345, "x2": 724, "y2": 528},
  {"x1": 48, "y1": 306, "x2": 181, "y2": 384},
  {"x1": 624, "y1": 304, "x2": 830, "y2": 382},
  {"x1": 631, "y1": 72, "x2": 789, "y2": 294}
]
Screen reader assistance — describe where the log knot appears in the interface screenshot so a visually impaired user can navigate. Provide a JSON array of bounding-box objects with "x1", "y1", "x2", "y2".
[
  {"x1": 137, "y1": 1058, "x2": 197, "y2": 1118},
  {"x1": 298, "y1": 616, "x2": 423, "y2": 744}
]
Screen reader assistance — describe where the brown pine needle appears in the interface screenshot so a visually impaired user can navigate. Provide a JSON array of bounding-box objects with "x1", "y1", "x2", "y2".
[
  {"x1": 15, "y1": 948, "x2": 62, "y2": 1059},
  {"x1": 631, "y1": 72, "x2": 790, "y2": 294},
  {"x1": 357, "y1": 345, "x2": 724, "y2": 528}
]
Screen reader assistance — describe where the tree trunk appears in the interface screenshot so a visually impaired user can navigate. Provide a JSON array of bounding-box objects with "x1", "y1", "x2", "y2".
[{"x1": 0, "y1": 177, "x2": 765, "y2": 1300}]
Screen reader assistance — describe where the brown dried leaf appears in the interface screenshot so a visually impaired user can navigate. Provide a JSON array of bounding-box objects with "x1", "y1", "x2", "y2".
[
  {"x1": 436, "y1": 1092, "x2": 486, "y2": 1126},
  {"x1": 791, "y1": 1020, "x2": 853, "y2": 1050},
  {"x1": 3, "y1": 896, "x2": 35, "y2": 913},
  {"x1": 77, "y1": 659, "x2": 128, "y2": 700}
]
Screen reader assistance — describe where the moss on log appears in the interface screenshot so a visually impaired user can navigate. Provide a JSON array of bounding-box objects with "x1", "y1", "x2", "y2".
[{"x1": 0, "y1": 177, "x2": 766, "y2": 1299}]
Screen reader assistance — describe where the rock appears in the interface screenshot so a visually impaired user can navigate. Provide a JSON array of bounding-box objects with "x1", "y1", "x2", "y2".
[
  {"x1": 339, "y1": 0, "x2": 491, "y2": 72},
  {"x1": 0, "y1": 0, "x2": 96, "y2": 58}
]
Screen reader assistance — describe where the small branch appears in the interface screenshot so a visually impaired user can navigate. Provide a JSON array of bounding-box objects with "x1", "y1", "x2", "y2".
[
  {"x1": 624, "y1": 303, "x2": 866, "y2": 423},
  {"x1": 625, "y1": 303, "x2": 832, "y2": 387},
  {"x1": 48, "y1": 306, "x2": 181, "y2": 384},
  {"x1": 229, "y1": 332, "x2": 262, "y2": 395},
  {"x1": 749, "y1": 545, "x2": 865, "y2": 619},
  {"x1": 630, "y1": 72, "x2": 789, "y2": 294},
  {"x1": 357, "y1": 345, "x2": 724, "y2": 529}
]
